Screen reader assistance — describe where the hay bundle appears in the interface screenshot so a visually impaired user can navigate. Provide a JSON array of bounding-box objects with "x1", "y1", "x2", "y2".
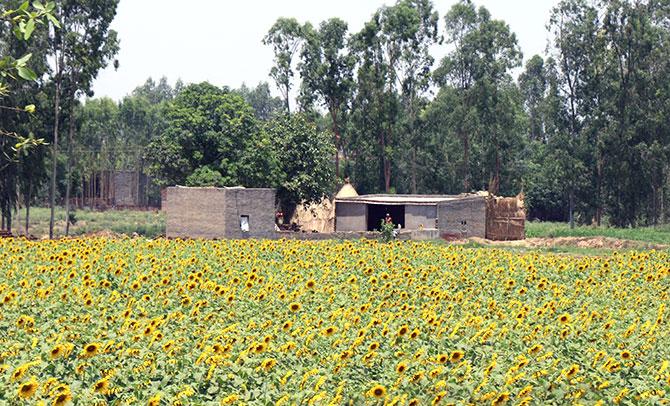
[
  {"x1": 486, "y1": 193, "x2": 526, "y2": 241},
  {"x1": 290, "y1": 198, "x2": 335, "y2": 233}
]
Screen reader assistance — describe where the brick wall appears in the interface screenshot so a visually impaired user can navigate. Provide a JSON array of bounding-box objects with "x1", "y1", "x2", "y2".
[
  {"x1": 405, "y1": 205, "x2": 437, "y2": 230},
  {"x1": 165, "y1": 187, "x2": 228, "y2": 238},
  {"x1": 335, "y1": 202, "x2": 367, "y2": 231},
  {"x1": 437, "y1": 196, "x2": 486, "y2": 238},
  {"x1": 164, "y1": 187, "x2": 276, "y2": 239},
  {"x1": 221, "y1": 188, "x2": 276, "y2": 239}
]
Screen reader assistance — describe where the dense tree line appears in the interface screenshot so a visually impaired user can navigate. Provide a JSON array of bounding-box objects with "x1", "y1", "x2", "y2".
[
  {"x1": 266, "y1": 0, "x2": 670, "y2": 227},
  {"x1": 2, "y1": 0, "x2": 670, "y2": 235}
]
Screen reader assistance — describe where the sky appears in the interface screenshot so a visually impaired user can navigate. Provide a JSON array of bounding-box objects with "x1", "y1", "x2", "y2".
[{"x1": 91, "y1": 0, "x2": 559, "y2": 101}]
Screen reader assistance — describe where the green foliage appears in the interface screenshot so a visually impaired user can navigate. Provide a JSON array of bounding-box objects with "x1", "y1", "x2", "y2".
[
  {"x1": 264, "y1": 114, "x2": 336, "y2": 209},
  {"x1": 235, "y1": 82, "x2": 283, "y2": 121},
  {"x1": 380, "y1": 219, "x2": 395, "y2": 242},
  {"x1": 526, "y1": 221, "x2": 670, "y2": 245},
  {"x1": 146, "y1": 82, "x2": 264, "y2": 187},
  {"x1": 185, "y1": 166, "x2": 226, "y2": 187},
  {"x1": 263, "y1": 17, "x2": 305, "y2": 113}
]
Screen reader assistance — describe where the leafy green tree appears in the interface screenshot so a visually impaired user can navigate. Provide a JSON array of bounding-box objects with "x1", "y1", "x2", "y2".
[
  {"x1": 435, "y1": 0, "x2": 523, "y2": 195},
  {"x1": 146, "y1": 82, "x2": 273, "y2": 188},
  {"x1": 299, "y1": 18, "x2": 355, "y2": 179},
  {"x1": 264, "y1": 114, "x2": 335, "y2": 215},
  {"x1": 0, "y1": 1, "x2": 58, "y2": 232},
  {"x1": 349, "y1": 0, "x2": 439, "y2": 193},
  {"x1": 519, "y1": 55, "x2": 548, "y2": 142},
  {"x1": 263, "y1": 18, "x2": 304, "y2": 113},
  {"x1": 235, "y1": 82, "x2": 283, "y2": 121},
  {"x1": 45, "y1": 0, "x2": 119, "y2": 237}
]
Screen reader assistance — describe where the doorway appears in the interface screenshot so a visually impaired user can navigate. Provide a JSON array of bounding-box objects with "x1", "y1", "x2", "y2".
[{"x1": 367, "y1": 204, "x2": 405, "y2": 231}]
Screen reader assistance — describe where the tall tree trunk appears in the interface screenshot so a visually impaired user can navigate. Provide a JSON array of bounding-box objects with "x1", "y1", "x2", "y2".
[
  {"x1": 462, "y1": 130, "x2": 470, "y2": 192},
  {"x1": 49, "y1": 48, "x2": 62, "y2": 239},
  {"x1": 24, "y1": 179, "x2": 31, "y2": 236},
  {"x1": 410, "y1": 147, "x2": 417, "y2": 194},
  {"x1": 65, "y1": 101, "x2": 75, "y2": 236},
  {"x1": 380, "y1": 130, "x2": 391, "y2": 193},
  {"x1": 331, "y1": 108, "x2": 341, "y2": 179},
  {"x1": 284, "y1": 83, "x2": 290, "y2": 114},
  {"x1": 569, "y1": 188, "x2": 575, "y2": 229}
]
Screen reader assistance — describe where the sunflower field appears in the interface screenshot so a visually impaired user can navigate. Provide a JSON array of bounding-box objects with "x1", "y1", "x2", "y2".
[{"x1": 1, "y1": 237, "x2": 669, "y2": 405}]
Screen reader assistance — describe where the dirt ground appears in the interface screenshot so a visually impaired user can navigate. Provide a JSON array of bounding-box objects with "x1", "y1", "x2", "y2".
[{"x1": 463, "y1": 236, "x2": 668, "y2": 250}]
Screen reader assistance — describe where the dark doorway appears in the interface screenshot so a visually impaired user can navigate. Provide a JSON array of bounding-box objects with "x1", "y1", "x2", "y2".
[{"x1": 367, "y1": 204, "x2": 405, "y2": 231}]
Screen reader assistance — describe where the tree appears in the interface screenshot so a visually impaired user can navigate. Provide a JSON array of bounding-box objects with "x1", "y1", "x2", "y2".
[
  {"x1": 235, "y1": 82, "x2": 283, "y2": 121},
  {"x1": 146, "y1": 82, "x2": 275, "y2": 188},
  {"x1": 519, "y1": 55, "x2": 548, "y2": 142},
  {"x1": 263, "y1": 18, "x2": 304, "y2": 113},
  {"x1": 0, "y1": 1, "x2": 58, "y2": 232},
  {"x1": 349, "y1": 0, "x2": 439, "y2": 193},
  {"x1": 45, "y1": 0, "x2": 119, "y2": 236},
  {"x1": 299, "y1": 18, "x2": 355, "y2": 179},
  {"x1": 264, "y1": 114, "x2": 335, "y2": 215},
  {"x1": 435, "y1": 0, "x2": 523, "y2": 195}
]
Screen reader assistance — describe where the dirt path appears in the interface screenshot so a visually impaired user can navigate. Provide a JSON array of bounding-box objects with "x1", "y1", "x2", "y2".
[{"x1": 463, "y1": 236, "x2": 668, "y2": 250}]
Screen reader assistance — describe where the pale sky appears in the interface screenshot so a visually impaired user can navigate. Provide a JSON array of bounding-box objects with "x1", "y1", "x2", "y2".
[{"x1": 91, "y1": 0, "x2": 559, "y2": 101}]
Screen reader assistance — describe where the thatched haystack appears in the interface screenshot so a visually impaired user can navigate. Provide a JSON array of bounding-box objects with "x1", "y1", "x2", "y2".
[
  {"x1": 486, "y1": 193, "x2": 526, "y2": 241},
  {"x1": 290, "y1": 182, "x2": 358, "y2": 233},
  {"x1": 290, "y1": 198, "x2": 335, "y2": 233}
]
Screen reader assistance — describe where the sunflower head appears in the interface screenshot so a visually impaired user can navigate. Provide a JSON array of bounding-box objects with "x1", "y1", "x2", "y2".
[
  {"x1": 368, "y1": 384, "x2": 386, "y2": 398},
  {"x1": 18, "y1": 378, "x2": 39, "y2": 399}
]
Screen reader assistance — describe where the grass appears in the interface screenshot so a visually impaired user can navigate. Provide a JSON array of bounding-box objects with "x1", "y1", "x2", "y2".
[
  {"x1": 12, "y1": 206, "x2": 165, "y2": 238},
  {"x1": 525, "y1": 221, "x2": 670, "y2": 245},
  {"x1": 7, "y1": 207, "x2": 669, "y2": 247}
]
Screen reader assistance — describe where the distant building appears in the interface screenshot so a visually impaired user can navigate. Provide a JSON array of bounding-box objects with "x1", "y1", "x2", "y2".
[
  {"x1": 163, "y1": 186, "x2": 276, "y2": 239},
  {"x1": 335, "y1": 193, "x2": 487, "y2": 238},
  {"x1": 73, "y1": 170, "x2": 156, "y2": 209}
]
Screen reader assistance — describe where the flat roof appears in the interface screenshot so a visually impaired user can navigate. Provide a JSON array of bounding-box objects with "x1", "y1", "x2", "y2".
[{"x1": 335, "y1": 194, "x2": 484, "y2": 206}]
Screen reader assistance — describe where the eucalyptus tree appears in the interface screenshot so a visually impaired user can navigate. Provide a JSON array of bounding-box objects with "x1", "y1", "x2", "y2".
[
  {"x1": 263, "y1": 18, "x2": 304, "y2": 113},
  {"x1": 435, "y1": 0, "x2": 522, "y2": 194},
  {"x1": 235, "y1": 82, "x2": 283, "y2": 121},
  {"x1": 349, "y1": 0, "x2": 439, "y2": 193},
  {"x1": 299, "y1": 18, "x2": 355, "y2": 179},
  {"x1": 47, "y1": 0, "x2": 119, "y2": 237}
]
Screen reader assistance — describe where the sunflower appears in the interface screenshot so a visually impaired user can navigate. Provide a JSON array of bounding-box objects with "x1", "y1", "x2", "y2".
[
  {"x1": 147, "y1": 394, "x2": 161, "y2": 406},
  {"x1": 93, "y1": 378, "x2": 110, "y2": 394},
  {"x1": 322, "y1": 326, "x2": 337, "y2": 337},
  {"x1": 450, "y1": 350, "x2": 465, "y2": 363},
  {"x1": 397, "y1": 325, "x2": 409, "y2": 336},
  {"x1": 82, "y1": 342, "x2": 101, "y2": 358},
  {"x1": 368, "y1": 384, "x2": 386, "y2": 398},
  {"x1": 491, "y1": 392, "x2": 509, "y2": 406},
  {"x1": 289, "y1": 302, "x2": 301, "y2": 312},
  {"x1": 18, "y1": 378, "x2": 39, "y2": 399},
  {"x1": 620, "y1": 350, "x2": 632, "y2": 361},
  {"x1": 564, "y1": 364, "x2": 579, "y2": 379},
  {"x1": 558, "y1": 313, "x2": 571, "y2": 324},
  {"x1": 528, "y1": 344, "x2": 543, "y2": 355},
  {"x1": 260, "y1": 358, "x2": 277, "y2": 372},
  {"x1": 396, "y1": 360, "x2": 408, "y2": 374},
  {"x1": 52, "y1": 391, "x2": 72, "y2": 406},
  {"x1": 436, "y1": 353, "x2": 449, "y2": 364},
  {"x1": 409, "y1": 328, "x2": 420, "y2": 339},
  {"x1": 11, "y1": 365, "x2": 28, "y2": 381}
]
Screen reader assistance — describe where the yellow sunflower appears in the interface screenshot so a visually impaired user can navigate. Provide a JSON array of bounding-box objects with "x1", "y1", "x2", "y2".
[
  {"x1": 368, "y1": 384, "x2": 386, "y2": 398},
  {"x1": 18, "y1": 378, "x2": 39, "y2": 399}
]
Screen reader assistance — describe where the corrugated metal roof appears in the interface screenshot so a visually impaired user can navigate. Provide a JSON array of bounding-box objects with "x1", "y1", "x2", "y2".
[{"x1": 335, "y1": 194, "x2": 484, "y2": 206}]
